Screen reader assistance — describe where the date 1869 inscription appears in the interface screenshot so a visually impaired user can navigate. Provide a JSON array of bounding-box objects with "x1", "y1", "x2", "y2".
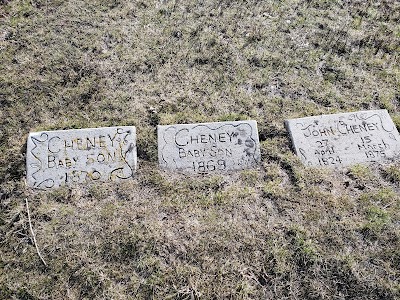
[
  {"x1": 26, "y1": 126, "x2": 137, "y2": 189},
  {"x1": 285, "y1": 110, "x2": 400, "y2": 167},
  {"x1": 158, "y1": 121, "x2": 261, "y2": 173}
]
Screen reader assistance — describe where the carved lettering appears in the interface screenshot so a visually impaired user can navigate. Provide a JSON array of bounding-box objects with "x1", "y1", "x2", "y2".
[
  {"x1": 26, "y1": 126, "x2": 137, "y2": 189},
  {"x1": 158, "y1": 121, "x2": 261, "y2": 173},
  {"x1": 286, "y1": 110, "x2": 400, "y2": 167}
]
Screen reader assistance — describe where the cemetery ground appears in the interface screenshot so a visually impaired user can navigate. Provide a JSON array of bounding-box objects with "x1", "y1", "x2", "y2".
[{"x1": 0, "y1": 0, "x2": 399, "y2": 299}]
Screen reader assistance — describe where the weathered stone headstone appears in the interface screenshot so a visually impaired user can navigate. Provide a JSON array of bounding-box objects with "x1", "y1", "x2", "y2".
[
  {"x1": 26, "y1": 126, "x2": 137, "y2": 189},
  {"x1": 285, "y1": 109, "x2": 400, "y2": 167},
  {"x1": 158, "y1": 120, "x2": 261, "y2": 173}
]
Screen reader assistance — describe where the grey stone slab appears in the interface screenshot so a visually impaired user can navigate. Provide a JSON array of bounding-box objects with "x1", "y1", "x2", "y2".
[
  {"x1": 26, "y1": 126, "x2": 137, "y2": 189},
  {"x1": 158, "y1": 121, "x2": 261, "y2": 173},
  {"x1": 285, "y1": 110, "x2": 400, "y2": 167}
]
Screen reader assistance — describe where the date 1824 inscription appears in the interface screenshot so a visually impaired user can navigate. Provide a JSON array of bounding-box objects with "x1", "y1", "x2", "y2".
[
  {"x1": 285, "y1": 110, "x2": 400, "y2": 167},
  {"x1": 158, "y1": 121, "x2": 261, "y2": 173},
  {"x1": 26, "y1": 126, "x2": 137, "y2": 189}
]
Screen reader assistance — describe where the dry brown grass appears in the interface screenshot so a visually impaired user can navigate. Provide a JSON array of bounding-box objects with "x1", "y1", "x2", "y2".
[{"x1": 1, "y1": 0, "x2": 400, "y2": 299}]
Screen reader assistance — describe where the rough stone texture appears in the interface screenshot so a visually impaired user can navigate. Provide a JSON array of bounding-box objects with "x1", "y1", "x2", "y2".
[
  {"x1": 285, "y1": 110, "x2": 400, "y2": 167},
  {"x1": 26, "y1": 126, "x2": 137, "y2": 189},
  {"x1": 158, "y1": 121, "x2": 261, "y2": 173}
]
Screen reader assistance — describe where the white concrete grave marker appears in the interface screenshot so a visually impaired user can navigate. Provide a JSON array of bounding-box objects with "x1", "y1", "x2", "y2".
[
  {"x1": 285, "y1": 110, "x2": 400, "y2": 167},
  {"x1": 158, "y1": 120, "x2": 261, "y2": 173},
  {"x1": 26, "y1": 126, "x2": 137, "y2": 189}
]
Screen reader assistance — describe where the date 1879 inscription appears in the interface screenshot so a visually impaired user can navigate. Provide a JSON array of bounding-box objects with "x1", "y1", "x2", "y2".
[
  {"x1": 158, "y1": 121, "x2": 261, "y2": 173},
  {"x1": 26, "y1": 126, "x2": 137, "y2": 189},
  {"x1": 285, "y1": 110, "x2": 400, "y2": 167}
]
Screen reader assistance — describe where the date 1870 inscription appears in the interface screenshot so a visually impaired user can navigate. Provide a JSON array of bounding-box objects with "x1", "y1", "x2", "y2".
[
  {"x1": 285, "y1": 110, "x2": 400, "y2": 167},
  {"x1": 26, "y1": 126, "x2": 137, "y2": 189},
  {"x1": 158, "y1": 121, "x2": 261, "y2": 173}
]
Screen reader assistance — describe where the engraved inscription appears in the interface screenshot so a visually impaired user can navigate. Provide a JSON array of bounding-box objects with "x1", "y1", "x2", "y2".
[
  {"x1": 158, "y1": 121, "x2": 261, "y2": 173},
  {"x1": 26, "y1": 126, "x2": 137, "y2": 189},
  {"x1": 285, "y1": 110, "x2": 400, "y2": 167}
]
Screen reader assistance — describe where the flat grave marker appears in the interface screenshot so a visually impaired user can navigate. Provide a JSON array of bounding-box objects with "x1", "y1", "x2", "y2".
[
  {"x1": 26, "y1": 126, "x2": 137, "y2": 189},
  {"x1": 285, "y1": 109, "x2": 400, "y2": 167},
  {"x1": 158, "y1": 120, "x2": 261, "y2": 173}
]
